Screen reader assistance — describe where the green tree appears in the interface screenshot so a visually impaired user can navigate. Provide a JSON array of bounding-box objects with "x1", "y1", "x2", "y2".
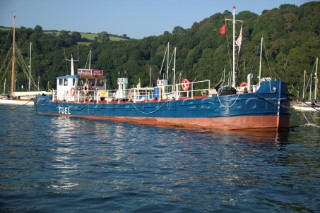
[
  {"x1": 96, "y1": 31, "x2": 110, "y2": 42},
  {"x1": 172, "y1": 26, "x2": 184, "y2": 35}
]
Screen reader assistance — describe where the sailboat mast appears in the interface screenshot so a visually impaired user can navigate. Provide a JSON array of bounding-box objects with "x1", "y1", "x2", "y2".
[
  {"x1": 11, "y1": 12, "x2": 16, "y2": 96},
  {"x1": 29, "y1": 42, "x2": 32, "y2": 91},
  {"x1": 173, "y1": 47, "x2": 176, "y2": 91},
  {"x1": 303, "y1": 70, "x2": 306, "y2": 100},
  {"x1": 166, "y1": 42, "x2": 169, "y2": 81},
  {"x1": 314, "y1": 57, "x2": 318, "y2": 100},
  {"x1": 3, "y1": 79, "x2": 6, "y2": 95},
  {"x1": 309, "y1": 73, "x2": 312, "y2": 101},
  {"x1": 258, "y1": 37, "x2": 263, "y2": 85},
  {"x1": 232, "y1": 6, "x2": 236, "y2": 88}
]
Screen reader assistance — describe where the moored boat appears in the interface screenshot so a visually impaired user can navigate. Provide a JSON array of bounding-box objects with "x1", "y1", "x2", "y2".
[
  {"x1": 34, "y1": 7, "x2": 292, "y2": 131},
  {"x1": 1, "y1": 13, "x2": 50, "y2": 102},
  {"x1": 292, "y1": 101, "x2": 320, "y2": 112}
]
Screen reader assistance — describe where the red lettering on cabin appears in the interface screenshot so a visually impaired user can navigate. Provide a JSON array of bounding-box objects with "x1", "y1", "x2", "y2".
[{"x1": 77, "y1": 69, "x2": 103, "y2": 76}]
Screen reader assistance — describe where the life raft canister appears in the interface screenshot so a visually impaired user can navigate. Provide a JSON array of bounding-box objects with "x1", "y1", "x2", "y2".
[
  {"x1": 181, "y1": 78, "x2": 190, "y2": 91},
  {"x1": 240, "y1": 82, "x2": 248, "y2": 87},
  {"x1": 70, "y1": 87, "x2": 75, "y2": 96}
]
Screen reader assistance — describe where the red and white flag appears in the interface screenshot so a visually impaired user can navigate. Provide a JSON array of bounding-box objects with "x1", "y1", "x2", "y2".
[{"x1": 236, "y1": 26, "x2": 243, "y2": 51}]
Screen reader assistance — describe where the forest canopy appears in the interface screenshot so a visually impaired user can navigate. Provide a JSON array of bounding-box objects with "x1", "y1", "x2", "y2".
[{"x1": 0, "y1": 2, "x2": 319, "y2": 97}]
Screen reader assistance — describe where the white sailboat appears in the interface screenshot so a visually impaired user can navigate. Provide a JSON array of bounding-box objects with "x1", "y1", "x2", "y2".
[
  {"x1": 0, "y1": 13, "x2": 49, "y2": 105},
  {"x1": 293, "y1": 57, "x2": 319, "y2": 112}
]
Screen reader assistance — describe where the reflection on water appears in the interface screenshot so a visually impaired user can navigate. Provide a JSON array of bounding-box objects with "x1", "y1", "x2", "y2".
[{"x1": 49, "y1": 117, "x2": 80, "y2": 189}]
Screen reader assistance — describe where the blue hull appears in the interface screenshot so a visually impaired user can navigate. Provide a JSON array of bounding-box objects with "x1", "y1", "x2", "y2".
[{"x1": 34, "y1": 81, "x2": 291, "y2": 131}]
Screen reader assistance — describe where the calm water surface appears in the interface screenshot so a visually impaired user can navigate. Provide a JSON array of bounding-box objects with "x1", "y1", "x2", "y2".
[{"x1": 0, "y1": 104, "x2": 319, "y2": 212}]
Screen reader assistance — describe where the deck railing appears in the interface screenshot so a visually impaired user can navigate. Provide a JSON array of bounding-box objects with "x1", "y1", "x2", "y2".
[{"x1": 52, "y1": 79, "x2": 212, "y2": 103}]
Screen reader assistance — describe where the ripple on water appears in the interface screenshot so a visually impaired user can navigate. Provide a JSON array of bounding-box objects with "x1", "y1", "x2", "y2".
[{"x1": 0, "y1": 105, "x2": 319, "y2": 212}]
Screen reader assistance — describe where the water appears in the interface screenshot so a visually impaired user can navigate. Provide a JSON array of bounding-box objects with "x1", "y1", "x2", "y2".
[{"x1": 0, "y1": 104, "x2": 319, "y2": 212}]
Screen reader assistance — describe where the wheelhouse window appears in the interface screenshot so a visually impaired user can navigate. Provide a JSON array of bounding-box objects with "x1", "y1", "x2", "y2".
[
  {"x1": 79, "y1": 79, "x2": 85, "y2": 86},
  {"x1": 88, "y1": 79, "x2": 95, "y2": 86},
  {"x1": 96, "y1": 79, "x2": 105, "y2": 86}
]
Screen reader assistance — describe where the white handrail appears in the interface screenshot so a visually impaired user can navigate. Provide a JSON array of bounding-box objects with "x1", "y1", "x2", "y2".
[{"x1": 52, "y1": 79, "x2": 211, "y2": 103}]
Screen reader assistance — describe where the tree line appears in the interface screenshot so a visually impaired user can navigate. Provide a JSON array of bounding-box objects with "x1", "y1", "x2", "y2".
[{"x1": 0, "y1": 2, "x2": 319, "y2": 98}]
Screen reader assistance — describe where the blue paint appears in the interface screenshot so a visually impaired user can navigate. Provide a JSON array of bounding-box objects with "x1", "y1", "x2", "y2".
[{"x1": 34, "y1": 81, "x2": 291, "y2": 123}]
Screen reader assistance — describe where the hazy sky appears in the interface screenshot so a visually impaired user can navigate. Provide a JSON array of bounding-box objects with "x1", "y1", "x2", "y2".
[{"x1": 0, "y1": 0, "x2": 314, "y2": 39}]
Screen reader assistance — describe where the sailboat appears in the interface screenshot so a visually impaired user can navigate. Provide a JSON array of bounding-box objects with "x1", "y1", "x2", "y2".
[
  {"x1": 34, "y1": 7, "x2": 291, "y2": 131},
  {"x1": 0, "y1": 13, "x2": 49, "y2": 105},
  {"x1": 292, "y1": 58, "x2": 319, "y2": 112}
]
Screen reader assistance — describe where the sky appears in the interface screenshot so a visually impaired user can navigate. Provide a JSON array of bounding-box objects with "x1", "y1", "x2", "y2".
[{"x1": 0, "y1": 0, "x2": 315, "y2": 39}]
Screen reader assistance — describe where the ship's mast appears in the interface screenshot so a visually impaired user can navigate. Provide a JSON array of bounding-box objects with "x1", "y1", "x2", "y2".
[
  {"x1": 225, "y1": 6, "x2": 241, "y2": 87},
  {"x1": 232, "y1": 6, "x2": 236, "y2": 88},
  {"x1": 89, "y1": 49, "x2": 91, "y2": 69},
  {"x1": 70, "y1": 55, "x2": 75, "y2": 75},
  {"x1": 11, "y1": 12, "x2": 16, "y2": 96}
]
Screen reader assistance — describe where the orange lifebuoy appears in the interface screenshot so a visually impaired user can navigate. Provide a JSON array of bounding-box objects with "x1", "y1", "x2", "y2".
[
  {"x1": 181, "y1": 78, "x2": 190, "y2": 91},
  {"x1": 240, "y1": 82, "x2": 247, "y2": 87},
  {"x1": 70, "y1": 87, "x2": 75, "y2": 96}
]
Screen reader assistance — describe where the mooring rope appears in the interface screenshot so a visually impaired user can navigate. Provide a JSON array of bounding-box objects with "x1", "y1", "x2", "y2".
[
  {"x1": 247, "y1": 93, "x2": 320, "y2": 129},
  {"x1": 10, "y1": 100, "x2": 33, "y2": 110},
  {"x1": 131, "y1": 100, "x2": 169, "y2": 115},
  {"x1": 216, "y1": 93, "x2": 240, "y2": 108}
]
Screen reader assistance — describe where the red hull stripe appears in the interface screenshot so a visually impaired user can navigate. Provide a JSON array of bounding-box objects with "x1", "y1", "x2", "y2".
[{"x1": 44, "y1": 113, "x2": 289, "y2": 131}]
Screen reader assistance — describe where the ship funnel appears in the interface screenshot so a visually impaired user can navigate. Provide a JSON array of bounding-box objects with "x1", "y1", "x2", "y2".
[{"x1": 247, "y1": 73, "x2": 253, "y2": 92}]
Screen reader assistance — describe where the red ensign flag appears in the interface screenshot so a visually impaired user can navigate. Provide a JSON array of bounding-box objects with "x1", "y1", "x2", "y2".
[{"x1": 219, "y1": 24, "x2": 226, "y2": 35}]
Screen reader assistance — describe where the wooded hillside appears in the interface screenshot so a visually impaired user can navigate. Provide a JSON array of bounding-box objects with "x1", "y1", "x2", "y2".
[{"x1": 0, "y1": 2, "x2": 319, "y2": 97}]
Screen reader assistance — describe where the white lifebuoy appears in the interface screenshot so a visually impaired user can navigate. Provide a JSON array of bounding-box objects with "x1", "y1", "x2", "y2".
[{"x1": 181, "y1": 79, "x2": 190, "y2": 91}]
